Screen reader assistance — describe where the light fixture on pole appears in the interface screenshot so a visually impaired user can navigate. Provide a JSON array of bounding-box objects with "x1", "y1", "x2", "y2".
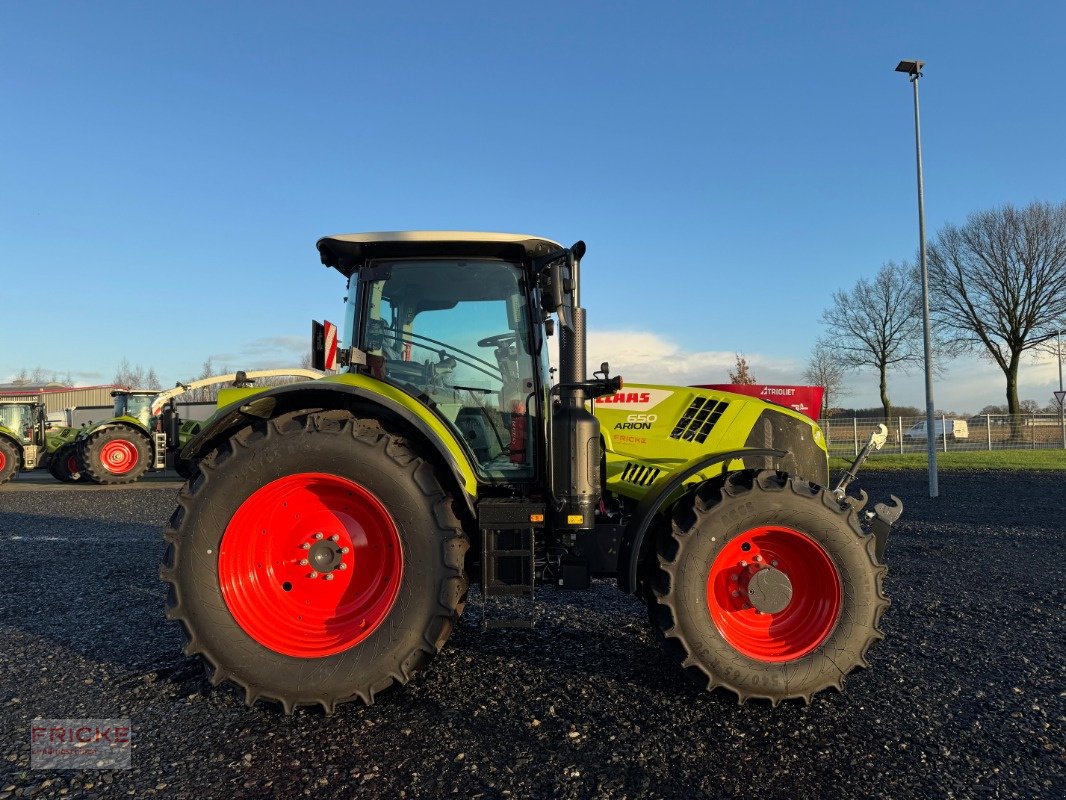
[{"x1": 895, "y1": 58, "x2": 939, "y2": 498}]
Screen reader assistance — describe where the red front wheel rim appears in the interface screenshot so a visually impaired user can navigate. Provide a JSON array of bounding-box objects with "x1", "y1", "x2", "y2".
[
  {"x1": 67, "y1": 453, "x2": 79, "y2": 476},
  {"x1": 707, "y1": 526, "x2": 841, "y2": 662},
  {"x1": 99, "y1": 440, "x2": 138, "y2": 474},
  {"x1": 219, "y1": 473, "x2": 404, "y2": 658},
  {"x1": 0, "y1": 451, "x2": 6, "y2": 472}
]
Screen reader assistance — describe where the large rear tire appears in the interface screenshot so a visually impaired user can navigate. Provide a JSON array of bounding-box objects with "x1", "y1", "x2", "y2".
[
  {"x1": 0, "y1": 438, "x2": 21, "y2": 485},
  {"x1": 80, "y1": 426, "x2": 151, "y2": 485},
  {"x1": 651, "y1": 469, "x2": 888, "y2": 704},
  {"x1": 48, "y1": 444, "x2": 85, "y2": 483},
  {"x1": 160, "y1": 411, "x2": 469, "y2": 713}
]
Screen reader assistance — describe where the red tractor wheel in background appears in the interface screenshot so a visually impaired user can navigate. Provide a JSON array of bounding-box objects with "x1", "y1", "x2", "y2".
[
  {"x1": 0, "y1": 438, "x2": 21, "y2": 485},
  {"x1": 49, "y1": 443, "x2": 86, "y2": 483},
  {"x1": 651, "y1": 469, "x2": 888, "y2": 704},
  {"x1": 80, "y1": 426, "x2": 151, "y2": 485},
  {"x1": 161, "y1": 411, "x2": 469, "y2": 713}
]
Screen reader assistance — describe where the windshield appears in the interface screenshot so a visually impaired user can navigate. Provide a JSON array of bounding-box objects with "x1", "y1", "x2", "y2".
[
  {"x1": 114, "y1": 394, "x2": 154, "y2": 427},
  {"x1": 360, "y1": 259, "x2": 537, "y2": 480},
  {"x1": 0, "y1": 404, "x2": 33, "y2": 438}
]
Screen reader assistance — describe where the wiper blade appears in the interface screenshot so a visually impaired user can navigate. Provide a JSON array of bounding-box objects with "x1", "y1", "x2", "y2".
[{"x1": 450, "y1": 384, "x2": 494, "y2": 394}]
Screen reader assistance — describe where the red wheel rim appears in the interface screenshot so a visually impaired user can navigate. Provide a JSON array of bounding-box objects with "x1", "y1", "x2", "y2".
[
  {"x1": 0, "y1": 450, "x2": 6, "y2": 472},
  {"x1": 67, "y1": 453, "x2": 79, "y2": 476},
  {"x1": 99, "y1": 440, "x2": 138, "y2": 474},
  {"x1": 706, "y1": 526, "x2": 841, "y2": 662},
  {"x1": 219, "y1": 473, "x2": 403, "y2": 658}
]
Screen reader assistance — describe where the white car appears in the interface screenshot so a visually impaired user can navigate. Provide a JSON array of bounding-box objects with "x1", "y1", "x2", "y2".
[{"x1": 903, "y1": 419, "x2": 969, "y2": 440}]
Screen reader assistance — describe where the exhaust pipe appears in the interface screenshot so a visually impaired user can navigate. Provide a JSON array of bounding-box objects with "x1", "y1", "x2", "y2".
[{"x1": 551, "y1": 242, "x2": 602, "y2": 530}]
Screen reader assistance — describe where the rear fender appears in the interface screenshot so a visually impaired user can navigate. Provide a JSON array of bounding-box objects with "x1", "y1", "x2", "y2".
[{"x1": 180, "y1": 378, "x2": 478, "y2": 516}]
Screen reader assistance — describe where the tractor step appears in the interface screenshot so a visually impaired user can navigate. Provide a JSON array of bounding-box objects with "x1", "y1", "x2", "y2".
[
  {"x1": 153, "y1": 432, "x2": 168, "y2": 470},
  {"x1": 478, "y1": 500, "x2": 544, "y2": 629}
]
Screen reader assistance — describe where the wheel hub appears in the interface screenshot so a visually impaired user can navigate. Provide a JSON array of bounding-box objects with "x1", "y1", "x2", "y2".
[
  {"x1": 747, "y1": 566, "x2": 793, "y2": 614},
  {"x1": 306, "y1": 537, "x2": 345, "y2": 575}
]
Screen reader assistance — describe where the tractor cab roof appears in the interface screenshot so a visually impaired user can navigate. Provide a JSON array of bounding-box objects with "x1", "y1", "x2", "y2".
[{"x1": 317, "y1": 231, "x2": 564, "y2": 277}]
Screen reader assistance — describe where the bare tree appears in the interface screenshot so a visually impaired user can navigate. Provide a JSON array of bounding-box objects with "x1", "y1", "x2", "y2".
[
  {"x1": 114, "y1": 360, "x2": 164, "y2": 389},
  {"x1": 802, "y1": 341, "x2": 848, "y2": 418},
  {"x1": 114, "y1": 359, "x2": 147, "y2": 388},
  {"x1": 820, "y1": 261, "x2": 923, "y2": 420},
  {"x1": 30, "y1": 366, "x2": 57, "y2": 384},
  {"x1": 728, "y1": 353, "x2": 757, "y2": 385},
  {"x1": 928, "y1": 201, "x2": 1066, "y2": 414}
]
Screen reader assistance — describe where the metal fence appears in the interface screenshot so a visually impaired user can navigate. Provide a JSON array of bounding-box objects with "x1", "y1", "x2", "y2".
[{"x1": 823, "y1": 414, "x2": 1066, "y2": 456}]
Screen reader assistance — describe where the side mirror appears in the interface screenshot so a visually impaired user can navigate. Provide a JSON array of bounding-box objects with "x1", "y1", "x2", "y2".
[{"x1": 547, "y1": 258, "x2": 566, "y2": 313}]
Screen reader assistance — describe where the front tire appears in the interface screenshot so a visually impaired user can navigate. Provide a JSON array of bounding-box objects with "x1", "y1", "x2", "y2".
[
  {"x1": 160, "y1": 411, "x2": 469, "y2": 713},
  {"x1": 80, "y1": 427, "x2": 151, "y2": 485},
  {"x1": 49, "y1": 444, "x2": 85, "y2": 483},
  {"x1": 651, "y1": 469, "x2": 888, "y2": 704}
]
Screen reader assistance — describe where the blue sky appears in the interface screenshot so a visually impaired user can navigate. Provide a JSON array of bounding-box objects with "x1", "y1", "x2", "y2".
[{"x1": 2, "y1": 1, "x2": 1065, "y2": 411}]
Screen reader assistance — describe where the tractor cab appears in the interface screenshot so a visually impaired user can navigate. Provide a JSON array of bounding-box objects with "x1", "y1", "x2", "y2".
[
  {"x1": 111, "y1": 390, "x2": 156, "y2": 429},
  {"x1": 325, "y1": 233, "x2": 566, "y2": 482},
  {"x1": 0, "y1": 399, "x2": 40, "y2": 445}
]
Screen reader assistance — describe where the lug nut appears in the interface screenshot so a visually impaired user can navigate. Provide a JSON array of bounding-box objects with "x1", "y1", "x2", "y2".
[
  {"x1": 310, "y1": 571, "x2": 318, "y2": 578},
  {"x1": 301, "y1": 543, "x2": 311, "y2": 550},
  {"x1": 299, "y1": 559, "x2": 309, "y2": 566},
  {"x1": 315, "y1": 533, "x2": 324, "y2": 540},
  {"x1": 341, "y1": 547, "x2": 350, "y2": 554},
  {"x1": 755, "y1": 555, "x2": 762, "y2": 562},
  {"x1": 731, "y1": 590, "x2": 739, "y2": 597},
  {"x1": 325, "y1": 574, "x2": 334, "y2": 581},
  {"x1": 331, "y1": 534, "x2": 340, "y2": 542},
  {"x1": 740, "y1": 560, "x2": 747, "y2": 567},
  {"x1": 339, "y1": 563, "x2": 347, "y2": 570},
  {"x1": 772, "y1": 560, "x2": 778, "y2": 567}
]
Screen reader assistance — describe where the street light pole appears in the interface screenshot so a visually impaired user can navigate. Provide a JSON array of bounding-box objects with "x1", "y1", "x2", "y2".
[
  {"x1": 896, "y1": 59, "x2": 939, "y2": 498},
  {"x1": 1057, "y1": 330, "x2": 1064, "y2": 449}
]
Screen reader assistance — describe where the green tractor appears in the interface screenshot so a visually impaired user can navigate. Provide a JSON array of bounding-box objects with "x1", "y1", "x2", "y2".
[
  {"x1": 75, "y1": 373, "x2": 323, "y2": 485},
  {"x1": 71, "y1": 389, "x2": 175, "y2": 485},
  {"x1": 162, "y1": 231, "x2": 902, "y2": 712},
  {"x1": 0, "y1": 398, "x2": 49, "y2": 484},
  {"x1": 46, "y1": 424, "x2": 88, "y2": 483}
]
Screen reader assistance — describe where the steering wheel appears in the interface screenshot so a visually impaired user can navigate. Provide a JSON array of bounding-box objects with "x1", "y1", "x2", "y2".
[{"x1": 477, "y1": 332, "x2": 517, "y2": 348}]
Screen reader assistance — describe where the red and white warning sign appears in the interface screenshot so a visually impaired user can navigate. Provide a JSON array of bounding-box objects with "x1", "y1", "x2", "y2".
[
  {"x1": 323, "y1": 320, "x2": 338, "y2": 371},
  {"x1": 694, "y1": 384, "x2": 826, "y2": 421}
]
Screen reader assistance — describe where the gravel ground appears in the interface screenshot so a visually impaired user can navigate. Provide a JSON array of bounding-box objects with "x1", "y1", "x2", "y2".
[{"x1": 0, "y1": 470, "x2": 1062, "y2": 799}]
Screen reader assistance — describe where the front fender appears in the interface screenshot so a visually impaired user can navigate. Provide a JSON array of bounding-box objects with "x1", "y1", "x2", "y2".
[
  {"x1": 180, "y1": 376, "x2": 479, "y2": 515},
  {"x1": 617, "y1": 447, "x2": 787, "y2": 594}
]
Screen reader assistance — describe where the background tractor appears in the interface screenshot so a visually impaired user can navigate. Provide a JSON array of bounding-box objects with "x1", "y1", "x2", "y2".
[
  {"x1": 73, "y1": 371, "x2": 323, "y2": 485},
  {"x1": 163, "y1": 231, "x2": 901, "y2": 713},
  {"x1": 0, "y1": 398, "x2": 48, "y2": 484}
]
